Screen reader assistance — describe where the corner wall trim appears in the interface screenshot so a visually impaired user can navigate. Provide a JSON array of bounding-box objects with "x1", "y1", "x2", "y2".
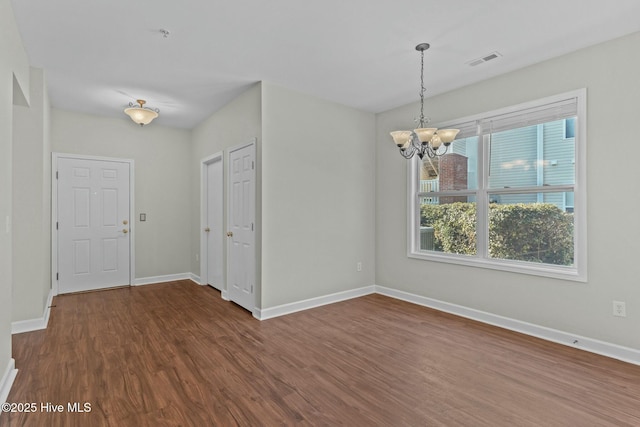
[
  {"x1": 133, "y1": 273, "x2": 200, "y2": 286},
  {"x1": 0, "y1": 358, "x2": 18, "y2": 404},
  {"x1": 11, "y1": 289, "x2": 54, "y2": 335},
  {"x1": 255, "y1": 285, "x2": 376, "y2": 321},
  {"x1": 374, "y1": 285, "x2": 640, "y2": 366}
]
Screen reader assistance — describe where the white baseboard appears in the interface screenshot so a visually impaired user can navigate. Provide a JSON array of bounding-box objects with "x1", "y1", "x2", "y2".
[
  {"x1": 189, "y1": 273, "x2": 201, "y2": 284},
  {"x1": 255, "y1": 285, "x2": 376, "y2": 321},
  {"x1": 133, "y1": 273, "x2": 200, "y2": 286},
  {"x1": 0, "y1": 358, "x2": 17, "y2": 404},
  {"x1": 375, "y1": 285, "x2": 640, "y2": 366},
  {"x1": 11, "y1": 289, "x2": 54, "y2": 335}
]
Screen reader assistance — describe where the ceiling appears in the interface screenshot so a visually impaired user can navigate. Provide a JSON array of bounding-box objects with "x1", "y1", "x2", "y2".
[{"x1": 10, "y1": 0, "x2": 640, "y2": 129}]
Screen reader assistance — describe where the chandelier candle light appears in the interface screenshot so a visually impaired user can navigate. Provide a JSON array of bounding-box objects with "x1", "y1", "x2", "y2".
[
  {"x1": 390, "y1": 43, "x2": 459, "y2": 159},
  {"x1": 124, "y1": 99, "x2": 159, "y2": 126}
]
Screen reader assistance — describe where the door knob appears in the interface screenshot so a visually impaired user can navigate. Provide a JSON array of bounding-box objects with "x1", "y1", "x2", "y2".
[
  {"x1": 226, "y1": 231, "x2": 233, "y2": 237},
  {"x1": 204, "y1": 227, "x2": 210, "y2": 232},
  {"x1": 123, "y1": 220, "x2": 128, "y2": 225},
  {"x1": 123, "y1": 229, "x2": 129, "y2": 234}
]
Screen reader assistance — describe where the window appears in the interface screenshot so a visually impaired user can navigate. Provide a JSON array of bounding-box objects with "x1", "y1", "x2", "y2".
[
  {"x1": 564, "y1": 117, "x2": 576, "y2": 139},
  {"x1": 408, "y1": 90, "x2": 586, "y2": 281}
]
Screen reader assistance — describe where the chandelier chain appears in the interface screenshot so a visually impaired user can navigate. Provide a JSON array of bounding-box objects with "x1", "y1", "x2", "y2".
[{"x1": 419, "y1": 48, "x2": 426, "y2": 128}]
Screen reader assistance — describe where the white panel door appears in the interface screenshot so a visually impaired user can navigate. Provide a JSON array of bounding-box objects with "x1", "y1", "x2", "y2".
[
  {"x1": 57, "y1": 157, "x2": 131, "y2": 293},
  {"x1": 227, "y1": 143, "x2": 255, "y2": 312},
  {"x1": 206, "y1": 157, "x2": 224, "y2": 289}
]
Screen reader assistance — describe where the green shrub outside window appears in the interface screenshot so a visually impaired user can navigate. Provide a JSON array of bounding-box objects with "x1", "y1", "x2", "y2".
[{"x1": 420, "y1": 202, "x2": 574, "y2": 265}]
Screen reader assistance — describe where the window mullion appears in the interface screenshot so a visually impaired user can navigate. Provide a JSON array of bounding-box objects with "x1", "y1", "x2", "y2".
[
  {"x1": 409, "y1": 156, "x2": 420, "y2": 255},
  {"x1": 476, "y1": 131, "x2": 490, "y2": 259}
]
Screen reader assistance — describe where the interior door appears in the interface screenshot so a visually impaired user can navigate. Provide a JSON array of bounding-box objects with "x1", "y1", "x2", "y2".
[
  {"x1": 57, "y1": 157, "x2": 131, "y2": 293},
  {"x1": 227, "y1": 142, "x2": 255, "y2": 312},
  {"x1": 206, "y1": 157, "x2": 224, "y2": 289}
]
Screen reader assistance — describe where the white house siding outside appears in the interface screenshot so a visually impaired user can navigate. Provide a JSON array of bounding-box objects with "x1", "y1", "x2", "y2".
[{"x1": 420, "y1": 118, "x2": 575, "y2": 211}]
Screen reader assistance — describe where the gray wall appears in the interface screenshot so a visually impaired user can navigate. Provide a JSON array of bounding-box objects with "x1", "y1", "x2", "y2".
[
  {"x1": 261, "y1": 82, "x2": 376, "y2": 308},
  {"x1": 0, "y1": 0, "x2": 30, "y2": 391},
  {"x1": 12, "y1": 67, "x2": 51, "y2": 322},
  {"x1": 376, "y1": 31, "x2": 640, "y2": 350},
  {"x1": 51, "y1": 109, "x2": 192, "y2": 279},
  {"x1": 189, "y1": 82, "x2": 262, "y2": 300},
  {"x1": 190, "y1": 81, "x2": 376, "y2": 311}
]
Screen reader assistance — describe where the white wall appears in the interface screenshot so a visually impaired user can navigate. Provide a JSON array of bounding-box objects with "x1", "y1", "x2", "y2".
[
  {"x1": 190, "y1": 83, "x2": 262, "y2": 307},
  {"x1": 261, "y1": 82, "x2": 376, "y2": 308},
  {"x1": 51, "y1": 109, "x2": 192, "y2": 279},
  {"x1": 189, "y1": 82, "x2": 262, "y2": 296},
  {"x1": 0, "y1": 0, "x2": 30, "y2": 396},
  {"x1": 12, "y1": 67, "x2": 51, "y2": 322},
  {"x1": 376, "y1": 31, "x2": 640, "y2": 351}
]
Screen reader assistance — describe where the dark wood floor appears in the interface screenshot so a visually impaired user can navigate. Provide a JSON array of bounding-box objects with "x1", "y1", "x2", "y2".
[{"x1": 2, "y1": 280, "x2": 640, "y2": 426}]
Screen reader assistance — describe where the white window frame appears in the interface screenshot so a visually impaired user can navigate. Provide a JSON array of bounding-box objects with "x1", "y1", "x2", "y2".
[{"x1": 407, "y1": 89, "x2": 587, "y2": 281}]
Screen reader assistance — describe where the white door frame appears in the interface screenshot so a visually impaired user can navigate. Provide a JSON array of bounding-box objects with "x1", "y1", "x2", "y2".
[
  {"x1": 51, "y1": 152, "x2": 135, "y2": 296},
  {"x1": 226, "y1": 139, "x2": 256, "y2": 312},
  {"x1": 200, "y1": 151, "x2": 225, "y2": 294}
]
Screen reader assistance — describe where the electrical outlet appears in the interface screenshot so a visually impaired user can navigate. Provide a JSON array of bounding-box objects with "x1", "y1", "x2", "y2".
[
  {"x1": 613, "y1": 301, "x2": 626, "y2": 317},
  {"x1": 356, "y1": 262, "x2": 362, "y2": 272}
]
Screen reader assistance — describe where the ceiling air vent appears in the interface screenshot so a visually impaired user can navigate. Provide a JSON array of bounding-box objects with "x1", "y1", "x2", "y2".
[{"x1": 467, "y1": 51, "x2": 502, "y2": 67}]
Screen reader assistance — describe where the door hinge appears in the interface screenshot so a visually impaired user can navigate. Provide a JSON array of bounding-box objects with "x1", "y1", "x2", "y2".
[
  {"x1": 252, "y1": 161, "x2": 254, "y2": 170},
  {"x1": 56, "y1": 171, "x2": 59, "y2": 179},
  {"x1": 251, "y1": 223, "x2": 254, "y2": 231},
  {"x1": 56, "y1": 273, "x2": 59, "y2": 280},
  {"x1": 56, "y1": 222, "x2": 59, "y2": 230}
]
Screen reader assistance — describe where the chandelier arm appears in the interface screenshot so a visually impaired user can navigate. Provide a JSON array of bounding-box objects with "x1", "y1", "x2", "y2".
[
  {"x1": 433, "y1": 144, "x2": 449, "y2": 156},
  {"x1": 399, "y1": 145, "x2": 416, "y2": 159},
  {"x1": 424, "y1": 147, "x2": 435, "y2": 159}
]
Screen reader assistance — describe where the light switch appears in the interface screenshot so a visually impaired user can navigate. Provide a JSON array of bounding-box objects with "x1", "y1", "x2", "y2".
[{"x1": 140, "y1": 213, "x2": 146, "y2": 222}]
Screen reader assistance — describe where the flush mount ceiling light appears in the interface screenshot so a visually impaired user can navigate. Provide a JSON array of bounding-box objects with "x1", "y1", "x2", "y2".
[
  {"x1": 390, "y1": 43, "x2": 460, "y2": 159},
  {"x1": 124, "y1": 99, "x2": 159, "y2": 126}
]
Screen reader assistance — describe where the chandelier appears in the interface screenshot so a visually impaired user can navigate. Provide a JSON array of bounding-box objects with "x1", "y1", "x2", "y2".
[
  {"x1": 390, "y1": 43, "x2": 459, "y2": 159},
  {"x1": 124, "y1": 99, "x2": 159, "y2": 126}
]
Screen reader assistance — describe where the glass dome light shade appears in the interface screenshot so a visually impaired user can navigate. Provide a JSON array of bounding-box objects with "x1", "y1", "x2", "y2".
[
  {"x1": 413, "y1": 128, "x2": 437, "y2": 144},
  {"x1": 429, "y1": 134, "x2": 443, "y2": 149},
  {"x1": 436, "y1": 129, "x2": 460, "y2": 144},
  {"x1": 390, "y1": 131, "x2": 412, "y2": 148},
  {"x1": 124, "y1": 106, "x2": 158, "y2": 126}
]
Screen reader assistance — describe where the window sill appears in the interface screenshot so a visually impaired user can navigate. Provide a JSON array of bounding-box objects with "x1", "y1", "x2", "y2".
[{"x1": 408, "y1": 250, "x2": 586, "y2": 282}]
